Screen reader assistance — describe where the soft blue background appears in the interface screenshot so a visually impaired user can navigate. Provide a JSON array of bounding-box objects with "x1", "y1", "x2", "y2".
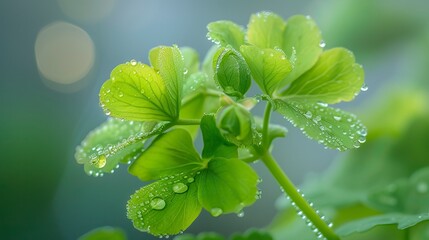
[{"x1": 1, "y1": 0, "x2": 428, "y2": 239}]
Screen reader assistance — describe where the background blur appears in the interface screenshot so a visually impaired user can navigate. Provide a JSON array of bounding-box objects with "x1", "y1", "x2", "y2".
[{"x1": 1, "y1": 0, "x2": 428, "y2": 239}]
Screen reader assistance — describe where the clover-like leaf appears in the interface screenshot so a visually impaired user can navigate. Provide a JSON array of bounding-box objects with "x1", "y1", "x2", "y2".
[
  {"x1": 127, "y1": 172, "x2": 202, "y2": 237},
  {"x1": 247, "y1": 12, "x2": 286, "y2": 49},
  {"x1": 367, "y1": 167, "x2": 429, "y2": 214},
  {"x1": 99, "y1": 59, "x2": 180, "y2": 121},
  {"x1": 274, "y1": 99, "x2": 367, "y2": 151},
  {"x1": 197, "y1": 158, "x2": 258, "y2": 216},
  {"x1": 281, "y1": 48, "x2": 364, "y2": 104},
  {"x1": 336, "y1": 212, "x2": 429, "y2": 237},
  {"x1": 78, "y1": 226, "x2": 127, "y2": 240},
  {"x1": 75, "y1": 119, "x2": 168, "y2": 176},
  {"x1": 207, "y1": 21, "x2": 245, "y2": 50},
  {"x1": 279, "y1": 15, "x2": 323, "y2": 88},
  {"x1": 214, "y1": 48, "x2": 251, "y2": 98},
  {"x1": 240, "y1": 45, "x2": 292, "y2": 96},
  {"x1": 201, "y1": 114, "x2": 237, "y2": 159},
  {"x1": 129, "y1": 129, "x2": 204, "y2": 181}
]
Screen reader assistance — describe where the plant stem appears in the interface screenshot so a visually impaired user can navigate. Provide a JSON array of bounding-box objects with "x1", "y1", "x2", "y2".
[
  {"x1": 261, "y1": 152, "x2": 340, "y2": 240},
  {"x1": 262, "y1": 101, "x2": 272, "y2": 149},
  {"x1": 175, "y1": 119, "x2": 201, "y2": 125}
]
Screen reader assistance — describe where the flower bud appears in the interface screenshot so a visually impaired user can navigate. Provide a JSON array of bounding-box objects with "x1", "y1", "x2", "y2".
[
  {"x1": 217, "y1": 105, "x2": 253, "y2": 146},
  {"x1": 215, "y1": 48, "x2": 251, "y2": 98}
]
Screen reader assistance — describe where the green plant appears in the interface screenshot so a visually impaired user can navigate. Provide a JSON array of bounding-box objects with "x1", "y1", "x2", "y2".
[{"x1": 76, "y1": 12, "x2": 368, "y2": 240}]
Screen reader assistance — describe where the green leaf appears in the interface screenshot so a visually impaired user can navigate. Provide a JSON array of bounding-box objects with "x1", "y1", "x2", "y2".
[
  {"x1": 127, "y1": 173, "x2": 202, "y2": 237},
  {"x1": 214, "y1": 48, "x2": 251, "y2": 98},
  {"x1": 201, "y1": 114, "x2": 237, "y2": 159},
  {"x1": 202, "y1": 45, "x2": 220, "y2": 85},
  {"x1": 181, "y1": 47, "x2": 200, "y2": 77},
  {"x1": 75, "y1": 119, "x2": 168, "y2": 176},
  {"x1": 281, "y1": 48, "x2": 364, "y2": 104},
  {"x1": 274, "y1": 99, "x2": 367, "y2": 151},
  {"x1": 247, "y1": 12, "x2": 286, "y2": 49},
  {"x1": 149, "y1": 45, "x2": 185, "y2": 117},
  {"x1": 336, "y1": 212, "x2": 429, "y2": 236},
  {"x1": 231, "y1": 229, "x2": 274, "y2": 240},
  {"x1": 207, "y1": 21, "x2": 245, "y2": 50},
  {"x1": 78, "y1": 226, "x2": 127, "y2": 240},
  {"x1": 240, "y1": 45, "x2": 292, "y2": 96},
  {"x1": 217, "y1": 105, "x2": 254, "y2": 146},
  {"x1": 197, "y1": 158, "x2": 258, "y2": 216},
  {"x1": 279, "y1": 15, "x2": 323, "y2": 88},
  {"x1": 254, "y1": 117, "x2": 288, "y2": 146},
  {"x1": 129, "y1": 129, "x2": 204, "y2": 181},
  {"x1": 367, "y1": 167, "x2": 429, "y2": 214},
  {"x1": 182, "y1": 72, "x2": 208, "y2": 97},
  {"x1": 99, "y1": 61, "x2": 178, "y2": 121}
]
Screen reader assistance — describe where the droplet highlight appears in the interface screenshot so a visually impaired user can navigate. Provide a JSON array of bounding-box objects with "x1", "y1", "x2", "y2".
[
  {"x1": 150, "y1": 197, "x2": 166, "y2": 210},
  {"x1": 172, "y1": 183, "x2": 188, "y2": 194}
]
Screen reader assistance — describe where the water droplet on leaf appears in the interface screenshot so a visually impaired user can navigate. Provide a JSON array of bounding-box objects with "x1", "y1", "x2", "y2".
[
  {"x1": 172, "y1": 183, "x2": 188, "y2": 194},
  {"x1": 130, "y1": 59, "x2": 137, "y2": 66},
  {"x1": 210, "y1": 208, "x2": 223, "y2": 217},
  {"x1": 319, "y1": 40, "x2": 326, "y2": 48},
  {"x1": 187, "y1": 177, "x2": 194, "y2": 183},
  {"x1": 361, "y1": 83, "x2": 368, "y2": 92},
  {"x1": 150, "y1": 197, "x2": 166, "y2": 210}
]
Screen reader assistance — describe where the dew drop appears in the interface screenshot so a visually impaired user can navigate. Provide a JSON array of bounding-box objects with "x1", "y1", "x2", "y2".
[
  {"x1": 187, "y1": 177, "x2": 194, "y2": 183},
  {"x1": 358, "y1": 135, "x2": 366, "y2": 143},
  {"x1": 91, "y1": 154, "x2": 107, "y2": 168},
  {"x1": 210, "y1": 208, "x2": 223, "y2": 217},
  {"x1": 172, "y1": 183, "x2": 188, "y2": 194},
  {"x1": 361, "y1": 83, "x2": 368, "y2": 92},
  {"x1": 118, "y1": 91, "x2": 124, "y2": 97},
  {"x1": 183, "y1": 68, "x2": 188, "y2": 74},
  {"x1": 333, "y1": 116, "x2": 342, "y2": 121},
  {"x1": 319, "y1": 40, "x2": 326, "y2": 48},
  {"x1": 130, "y1": 59, "x2": 137, "y2": 66},
  {"x1": 150, "y1": 197, "x2": 166, "y2": 210},
  {"x1": 304, "y1": 111, "x2": 312, "y2": 119},
  {"x1": 237, "y1": 210, "x2": 245, "y2": 218}
]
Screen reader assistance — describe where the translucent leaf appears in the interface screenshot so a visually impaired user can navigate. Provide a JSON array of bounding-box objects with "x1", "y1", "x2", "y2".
[
  {"x1": 217, "y1": 105, "x2": 254, "y2": 147},
  {"x1": 247, "y1": 12, "x2": 286, "y2": 49},
  {"x1": 180, "y1": 47, "x2": 200, "y2": 77},
  {"x1": 149, "y1": 45, "x2": 185, "y2": 118},
  {"x1": 279, "y1": 15, "x2": 323, "y2": 88},
  {"x1": 207, "y1": 21, "x2": 245, "y2": 50},
  {"x1": 336, "y1": 212, "x2": 429, "y2": 236},
  {"x1": 214, "y1": 48, "x2": 251, "y2": 98},
  {"x1": 281, "y1": 48, "x2": 364, "y2": 104},
  {"x1": 129, "y1": 129, "x2": 204, "y2": 181},
  {"x1": 367, "y1": 167, "x2": 429, "y2": 214},
  {"x1": 99, "y1": 61, "x2": 178, "y2": 121},
  {"x1": 200, "y1": 114, "x2": 237, "y2": 159},
  {"x1": 274, "y1": 99, "x2": 367, "y2": 151},
  {"x1": 182, "y1": 72, "x2": 208, "y2": 97},
  {"x1": 127, "y1": 173, "x2": 201, "y2": 237},
  {"x1": 240, "y1": 45, "x2": 292, "y2": 96},
  {"x1": 202, "y1": 45, "x2": 220, "y2": 85},
  {"x1": 75, "y1": 119, "x2": 168, "y2": 176},
  {"x1": 197, "y1": 158, "x2": 259, "y2": 215},
  {"x1": 78, "y1": 226, "x2": 127, "y2": 240}
]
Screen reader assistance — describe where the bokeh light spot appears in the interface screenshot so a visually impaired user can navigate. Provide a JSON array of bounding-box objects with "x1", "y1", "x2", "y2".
[{"x1": 35, "y1": 21, "x2": 95, "y2": 85}]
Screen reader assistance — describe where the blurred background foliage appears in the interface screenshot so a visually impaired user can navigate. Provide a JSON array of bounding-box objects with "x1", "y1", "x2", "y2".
[{"x1": 0, "y1": 0, "x2": 428, "y2": 239}]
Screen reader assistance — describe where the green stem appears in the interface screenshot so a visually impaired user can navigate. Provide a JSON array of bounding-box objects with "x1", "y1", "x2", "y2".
[
  {"x1": 175, "y1": 119, "x2": 201, "y2": 125},
  {"x1": 262, "y1": 102, "x2": 272, "y2": 149},
  {"x1": 261, "y1": 152, "x2": 340, "y2": 240}
]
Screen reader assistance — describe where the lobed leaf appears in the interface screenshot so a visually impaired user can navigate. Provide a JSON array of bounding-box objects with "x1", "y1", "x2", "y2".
[
  {"x1": 201, "y1": 114, "x2": 237, "y2": 159},
  {"x1": 207, "y1": 21, "x2": 245, "y2": 50},
  {"x1": 78, "y1": 226, "x2": 127, "y2": 240},
  {"x1": 75, "y1": 119, "x2": 168, "y2": 176},
  {"x1": 240, "y1": 45, "x2": 292, "y2": 96},
  {"x1": 99, "y1": 61, "x2": 177, "y2": 121},
  {"x1": 279, "y1": 15, "x2": 323, "y2": 88},
  {"x1": 127, "y1": 173, "x2": 202, "y2": 237},
  {"x1": 274, "y1": 99, "x2": 367, "y2": 151},
  {"x1": 336, "y1": 212, "x2": 429, "y2": 236},
  {"x1": 129, "y1": 129, "x2": 204, "y2": 181},
  {"x1": 247, "y1": 12, "x2": 286, "y2": 49},
  {"x1": 197, "y1": 158, "x2": 259, "y2": 216},
  {"x1": 281, "y1": 48, "x2": 364, "y2": 104}
]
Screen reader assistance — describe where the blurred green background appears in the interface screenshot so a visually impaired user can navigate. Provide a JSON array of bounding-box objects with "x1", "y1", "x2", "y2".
[{"x1": 1, "y1": 0, "x2": 428, "y2": 239}]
